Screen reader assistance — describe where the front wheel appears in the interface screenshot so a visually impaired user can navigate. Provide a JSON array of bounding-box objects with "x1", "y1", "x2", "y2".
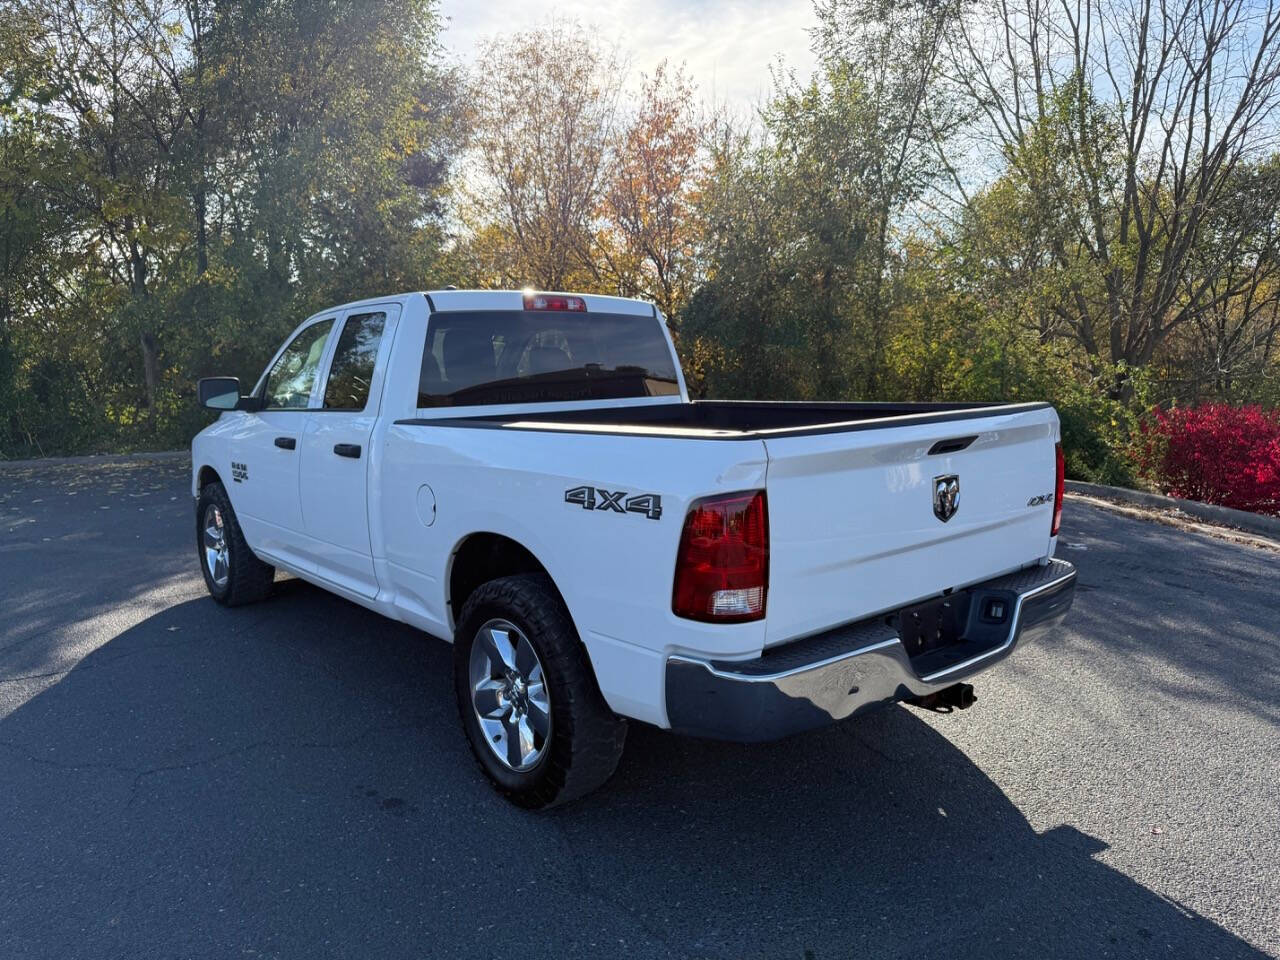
[
  {"x1": 196, "y1": 481, "x2": 275, "y2": 606},
  {"x1": 453, "y1": 574, "x2": 627, "y2": 808}
]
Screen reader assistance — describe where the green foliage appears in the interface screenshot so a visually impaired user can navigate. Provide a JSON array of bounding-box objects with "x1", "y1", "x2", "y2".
[
  {"x1": 2, "y1": 0, "x2": 1277, "y2": 476},
  {"x1": 1052, "y1": 372, "x2": 1143, "y2": 486},
  {"x1": 683, "y1": 63, "x2": 899, "y2": 400},
  {"x1": 0, "y1": 0, "x2": 460, "y2": 458}
]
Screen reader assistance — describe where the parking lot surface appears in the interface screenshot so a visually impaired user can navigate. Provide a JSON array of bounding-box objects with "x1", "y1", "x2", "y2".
[{"x1": 1, "y1": 456, "x2": 1277, "y2": 959}]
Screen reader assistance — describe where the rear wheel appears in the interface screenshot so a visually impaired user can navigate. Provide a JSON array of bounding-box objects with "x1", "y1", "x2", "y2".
[
  {"x1": 196, "y1": 481, "x2": 275, "y2": 606},
  {"x1": 453, "y1": 574, "x2": 626, "y2": 808}
]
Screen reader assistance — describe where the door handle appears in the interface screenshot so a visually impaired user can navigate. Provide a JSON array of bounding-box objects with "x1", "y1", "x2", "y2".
[
  {"x1": 333, "y1": 443, "x2": 361, "y2": 459},
  {"x1": 274, "y1": 436, "x2": 296, "y2": 450}
]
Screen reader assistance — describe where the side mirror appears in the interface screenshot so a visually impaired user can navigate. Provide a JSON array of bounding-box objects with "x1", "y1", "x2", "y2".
[{"x1": 198, "y1": 377, "x2": 259, "y2": 411}]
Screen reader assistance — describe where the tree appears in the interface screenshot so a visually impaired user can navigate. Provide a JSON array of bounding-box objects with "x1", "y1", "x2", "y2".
[
  {"x1": 1178, "y1": 159, "x2": 1280, "y2": 400},
  {"x1": 948, "y1": 0, "x2": 1280, "y2": 397},
  {"x1": 682, "y1": 0, "x2": 963, "y2": 401},
  {"x1": 467, "y1": 21, "x2": 624, "y2": 289},
  {"x1": 813, "y1": 0, "x2": 965, "y2": 392},
  {"x1": 601, "y1": 63, "x2": 706, "y2": 319},
  {"x1": 2, "y1": 0, "x2": 192, "y2": 417},
  {"x1": 0, "y1": 0, "x2": 461, "y2": 456},
  {"x1": 0, "y1": 114, "x2": 99, "y2": 455},
  {"x1": 683, "y1": 70, "x2": 884, "y2": 400}
]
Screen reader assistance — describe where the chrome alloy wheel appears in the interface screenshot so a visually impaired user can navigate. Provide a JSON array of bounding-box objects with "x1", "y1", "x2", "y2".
[
  {"x1": 469, "y1": 619, "x2": 551, "y2": 772},
  {"x1": 202, "y1": 503, "x2": 230, "y2": 590}
]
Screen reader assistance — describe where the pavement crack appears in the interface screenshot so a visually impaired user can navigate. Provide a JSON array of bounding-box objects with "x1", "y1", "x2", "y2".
[
  {"x1": 0, "y1": 667, "x2": 72, "y2": 684},
  {"x1": 0, "y1": 739, "x2": 139, "y2": 777},
  {"x1": 0, "y1": 635, "x2": 199, "y2": 685},
  {"x1": 124, "y1": 720, "x2": 424, "y2": 807}
]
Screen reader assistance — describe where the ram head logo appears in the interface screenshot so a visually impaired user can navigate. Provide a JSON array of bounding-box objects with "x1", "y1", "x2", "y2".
[{"x1": 933, "y1": 475, "x2": 960, "y2": 523}]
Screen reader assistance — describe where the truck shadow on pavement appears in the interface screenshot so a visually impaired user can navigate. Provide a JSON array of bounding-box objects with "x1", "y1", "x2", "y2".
[{"x1": 0, "y1": 579, "x2": 1269, "y2": 960}]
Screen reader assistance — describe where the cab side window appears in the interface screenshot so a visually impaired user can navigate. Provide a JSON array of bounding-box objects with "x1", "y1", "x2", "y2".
[
  {"x1": 323, "y1": 312, "x2": 387, "y2": 410},
  {"x1": 264, "y1": 319, "x2": 334, "y2": 409}
]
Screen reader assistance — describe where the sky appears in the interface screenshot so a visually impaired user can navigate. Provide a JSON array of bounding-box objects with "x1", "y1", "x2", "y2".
[{"x1": 437, "y1": 0, "x2": 819, "y2": 113}]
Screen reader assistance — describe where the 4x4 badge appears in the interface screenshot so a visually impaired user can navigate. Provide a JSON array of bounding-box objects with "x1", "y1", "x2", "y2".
[
  {"x1": 933, "y1": 475, "x2": 959, "y2": 522},
  {"x1": 564, "y1": 485, "x2": 662, "y2": 520}
]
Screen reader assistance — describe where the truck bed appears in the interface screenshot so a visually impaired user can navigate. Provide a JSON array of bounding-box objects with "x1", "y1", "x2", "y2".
[
  {"x1": 402, "y1": 399, "x2": 1051, "y2": 439},
  {"x1": 394, "y1": 396, "x2": 1061, "y2": 647}
]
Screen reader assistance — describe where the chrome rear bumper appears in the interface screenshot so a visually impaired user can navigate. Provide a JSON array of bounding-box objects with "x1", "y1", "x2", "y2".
[{"x1": 665, "y1": 559, "x2": 1076, "y2": 741}]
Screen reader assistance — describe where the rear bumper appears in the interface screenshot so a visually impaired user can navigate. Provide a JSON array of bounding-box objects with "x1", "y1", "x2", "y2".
[{"x1": 664, "y1": 559, "x2": 1076, "y2": 741}]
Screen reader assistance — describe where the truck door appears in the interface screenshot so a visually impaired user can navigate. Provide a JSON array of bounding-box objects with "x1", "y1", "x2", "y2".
[
  {"x1": 298, "y1": 305, "x2": 399, "y2": 599},
  {"x1": 228, "y1": 316, "x2": 336, "y2": 572}
]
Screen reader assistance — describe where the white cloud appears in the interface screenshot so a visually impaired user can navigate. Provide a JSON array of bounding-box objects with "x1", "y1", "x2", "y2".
[{"x1": 438, "y1": 0, "x2": 818, "y2": 113}]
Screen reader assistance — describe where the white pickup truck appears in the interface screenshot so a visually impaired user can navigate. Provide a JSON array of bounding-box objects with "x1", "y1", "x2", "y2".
[{"x1": 192, "y1": 289, "x2": 1076, "y2": 806}]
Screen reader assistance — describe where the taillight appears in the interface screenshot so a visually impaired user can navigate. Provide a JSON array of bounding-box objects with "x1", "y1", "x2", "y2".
[
  {"x1": 1052, "y1": 442, "x2": 1065, "y2": 536},
  {"x1": 672, "y1": 491, "x2": 768, "y2": 622},
  {"x1": 523, "y1": 292, "x2": 586, "y2": 312}
]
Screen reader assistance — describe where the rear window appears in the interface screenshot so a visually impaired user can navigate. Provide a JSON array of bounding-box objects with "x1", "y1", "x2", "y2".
[{"x1": 418, "y1": 310, "x2": 680, "y2": 408}]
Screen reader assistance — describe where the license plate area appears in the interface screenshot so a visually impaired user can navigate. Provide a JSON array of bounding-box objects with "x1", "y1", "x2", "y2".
[
  {"x1": 897, "y1": 594, "x2": 970, "y2": 659},
  {"x1": 897, "y1": 587, "x2": 1019, "y2": 676}
]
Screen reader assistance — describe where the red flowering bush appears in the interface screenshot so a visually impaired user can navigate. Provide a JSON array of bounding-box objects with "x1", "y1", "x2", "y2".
[{"x1": 1134, "y1": 405, "x2": 1280, "y2": 516}]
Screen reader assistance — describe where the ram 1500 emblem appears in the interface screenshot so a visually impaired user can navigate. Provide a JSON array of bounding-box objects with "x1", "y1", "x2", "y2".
[
  {"x1": 933, "y1": 474, "x2": 960, "y2": 522},
  {"x1": 565, "y1": 485, "x2": 662, "y2": 520}
]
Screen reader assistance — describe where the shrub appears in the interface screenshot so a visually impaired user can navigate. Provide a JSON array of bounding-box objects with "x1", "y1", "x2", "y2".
[
  {"x1": 1056, "y1": 391, "x2": 1138, "y2": 487},
  {"x1": 1134, "y1": 404, "x2": 1280, "y2": 516},
  {"x1": 1049, "y1": 362, "x2": 1146, "y2": 487}
]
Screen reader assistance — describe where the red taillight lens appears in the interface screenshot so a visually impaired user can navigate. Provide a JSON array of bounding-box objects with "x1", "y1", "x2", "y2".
[
  {"x1": 672, "y1": 491, "x2": 768, "y2": 622},
  {"x1": 1052, "y1": 442, "x2": 1065, "y2": 536},
  {"x1": 523, "y1": 292, "x2": 586, "y2": 312}
]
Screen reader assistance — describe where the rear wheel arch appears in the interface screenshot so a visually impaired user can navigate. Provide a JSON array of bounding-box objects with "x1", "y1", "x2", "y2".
[{"x1": 447, "y1": 533, "x2": 572, "y2": 633}]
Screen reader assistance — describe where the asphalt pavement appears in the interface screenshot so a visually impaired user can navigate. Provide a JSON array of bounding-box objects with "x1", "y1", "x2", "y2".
[{"x1": 1, "y1": 455, "x2": 1277, "y2": 959}]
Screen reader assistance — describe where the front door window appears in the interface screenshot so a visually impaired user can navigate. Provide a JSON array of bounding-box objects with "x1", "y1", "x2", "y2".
[{"x1": 263, "y1": 319, "x2": 335, "y2": 409}]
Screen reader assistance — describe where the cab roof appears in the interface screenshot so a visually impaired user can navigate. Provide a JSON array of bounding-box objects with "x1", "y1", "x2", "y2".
[
  {"x1": 425, "y1": 289, "x2": 658, "y2": 317},
  {"x1": 306, "y1": 289, "x2": 660, "y2": 321}
]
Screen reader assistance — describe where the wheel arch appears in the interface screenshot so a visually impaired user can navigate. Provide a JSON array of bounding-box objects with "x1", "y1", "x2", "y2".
[
  {"x1": 447, "y1": 532, "x2": 572, "y2": 634},
  {"x1": 196, "y1": 464, "x2": 222, "y2": 492}
]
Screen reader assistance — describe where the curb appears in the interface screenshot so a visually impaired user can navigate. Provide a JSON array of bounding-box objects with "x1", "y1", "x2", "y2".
[
  {"x1": 0, "y1": 450, "x2": 189, "y2": 470},
  {"x1": 1065, "y1": 480, "x2": 1280, "y2": 540}
]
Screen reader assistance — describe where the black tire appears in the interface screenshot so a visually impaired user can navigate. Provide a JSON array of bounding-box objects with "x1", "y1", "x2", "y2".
[
  {"x1": 196, "y1": 481, "x2": 275, "y2": 607},
  {"x1": 453, "y1": 574, "x2": 627, "y2": 808}
]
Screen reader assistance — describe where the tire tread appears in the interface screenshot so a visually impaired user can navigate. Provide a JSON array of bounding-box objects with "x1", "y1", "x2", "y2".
[
  {"x1": 197, "y1": 481, "x2": 275, "y2": 607},
  {"x1": 454, "y1": 574, "x2": 626, "y2": 808}
]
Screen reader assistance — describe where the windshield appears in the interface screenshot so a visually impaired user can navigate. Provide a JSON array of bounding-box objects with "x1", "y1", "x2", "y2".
[{"x1": 417, "y1": 310, "x2": 680, "y2": 408}]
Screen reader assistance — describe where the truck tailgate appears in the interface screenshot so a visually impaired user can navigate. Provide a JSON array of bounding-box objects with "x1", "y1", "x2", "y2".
[{"x1": 762, "y1": 406, "x2": 1059, "y2": 645}]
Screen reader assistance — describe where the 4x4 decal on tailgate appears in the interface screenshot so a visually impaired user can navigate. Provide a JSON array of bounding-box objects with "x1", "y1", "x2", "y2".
[{"x1": 564, "y1": 485, "x2": 662, "y2": 520}]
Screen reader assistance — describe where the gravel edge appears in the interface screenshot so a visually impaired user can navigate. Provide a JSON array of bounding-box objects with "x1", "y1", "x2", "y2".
[
  {"x1": 1065, "y1": 480, "x2": 1280, "y2": 541},
  {"x1": 0, "y1": 450, "x2": 190, "y2": 470}
]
